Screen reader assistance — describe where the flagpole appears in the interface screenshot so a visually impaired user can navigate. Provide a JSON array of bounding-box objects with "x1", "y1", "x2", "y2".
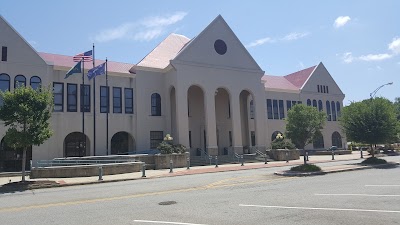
[
  {"x1": 92, "y1": 43, "x2": 96, "y2": 156},
  {"x1": 106, "y1": 58, "x2": 109, "y2": 155},
  {"x1": 82, "y1": 58, "x2": 86, "y2": 156}
]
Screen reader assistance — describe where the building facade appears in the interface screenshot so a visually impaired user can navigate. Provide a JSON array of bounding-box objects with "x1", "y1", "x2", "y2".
[{"x1": 0, "y1": 15, "x2": 345, "y2": 171}]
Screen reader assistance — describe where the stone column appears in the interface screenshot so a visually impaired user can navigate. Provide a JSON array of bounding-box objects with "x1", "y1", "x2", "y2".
[
  {"x1": 175, "y1": 86, "x2": 189, "y2": 148},
  {"x1": 205, "y1": 91, "x2": 218, "y2": 156},
  {"x1": 230, "y1": 91, "x2": 243, "y2": 154},
  {"x1": 254, "y1": 90, "x2": 267, "y2": 151}
]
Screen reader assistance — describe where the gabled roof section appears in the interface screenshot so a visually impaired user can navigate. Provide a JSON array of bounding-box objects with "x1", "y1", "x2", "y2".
[
  {"x1": 284, "y1": 65, "x2": 317, "y2": 88},
  {"x1": 135, "y1": 33, "x2": 190, "y2": 70},
  {"x1": 39, "y1": 52, "x2": 134, "y2": 74},
  {"x1": 262, "y1": 75, "x2": 299, "y2": 91}
]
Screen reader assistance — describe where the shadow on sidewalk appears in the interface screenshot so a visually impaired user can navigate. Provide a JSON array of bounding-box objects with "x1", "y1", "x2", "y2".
[{"x1": 0, "y1": 180, "x2": 60, "y2": 194}]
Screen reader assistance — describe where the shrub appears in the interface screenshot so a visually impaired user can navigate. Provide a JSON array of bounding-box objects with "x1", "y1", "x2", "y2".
[
  {"x1": 290, "y1": 164, "x2": 321, "y2": 172},
  {"x1": 157, "y1": 141, "x2": 187, "y2": 154},
  {"x1": 271, "y1": 139, "x2": 296, "y2": 150},
  {"x1": 361, "y1": 157, "x2": 387, "y2": 165}
]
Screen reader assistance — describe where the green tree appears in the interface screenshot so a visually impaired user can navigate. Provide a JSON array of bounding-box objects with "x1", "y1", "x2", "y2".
[
  {"x1": 0, "y1": 86, "x2": 53, "y2": 181},
  {"x1": 285, "y1": 104, "x2": 326, "y2": 164},
  {"x1": 340, "y1": 97, "x2": 399, "y2": 158},
  {"x1": 394, "y1": 97, "x2": 400, "y2": 121}
]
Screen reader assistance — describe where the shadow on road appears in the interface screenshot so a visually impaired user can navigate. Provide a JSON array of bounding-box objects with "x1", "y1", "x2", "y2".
[{"x1": 0, "y1": 181, "x2": 60, "y2": 194}]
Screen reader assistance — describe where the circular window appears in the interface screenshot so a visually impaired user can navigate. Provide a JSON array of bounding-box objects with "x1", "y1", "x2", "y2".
[{"x1": 214, "y1": 39, "x2": 227, "y2": 55}]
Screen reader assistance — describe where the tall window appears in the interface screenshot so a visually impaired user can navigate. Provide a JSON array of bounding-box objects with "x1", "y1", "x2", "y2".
[
  {"x1": 286, "y1": 100, "x2": 292, "y2": 112},
  {"x1": 312, "y1": 99, "x2": 317, "y2": 108},
  {"x1": 307, "y1": 99, "x2": 311, "y2": 106},
  {"x1": 229, "y1": 131, "x2": 232, "y2": 146},
  {"x1": 318, "y1": 100, "x2": 323, "y2": 111},
  {"x1": 30, "y1": 76, "x2": 41, "y2": 90},
  {"x1": 67, "y1": 83, "x2": 77, "y2": 112},
  {"x1": 323, "y1": 86, "x2": 326, "y2": 93},
  {"x1": 100, "y1": 86, "x2": 109, "y2": 113},
  {"x1": 251, "y1": 131, "x2": 256, "y2": 146},
  {"x1": 266, "y1": 99, "x2": 273, "y2": 119},
  {"x1": 151, "y1": 93, "x2": 161, "y2": 116},
  {"x1": 14, "y1": 75, "x2": 26, "y2": 88},
  {"x1": 326, "y1": 101, "x2": 331, "y2": 121},
  {"x1": 317, "y1": 85, "x2": 320, "y2": 93},
  {"x1": 249, "y1": 100, "x2": 254, "y2": 119},
  {"x1": 53, "y1": 82, "x2": 64, "y2": 112},
  {"x1": 336, "y1": 101, "x2": 341, "y2": 118},
  {"x1": 326, "y1": 86, "x2": 329, "y2": 93},
  {"x1": 113, "y1": 87, "x2": 122, "y2": 113},
  {"x1": 278, "y1": 100, "x2": 284, "y2": 119},
  {"x1": 80, "y1": 84, "x2": 90, "y2": 112},
  {"x1": 0, "y1": 73, "x2": 10, "y2": 92},
  {"x1": 331, "y1": 101, "x2": 337, "y2": 121},
  {"x1": 189, "y1": 131, "x2": 192, "y2": 148},
  {"x1": 1, "y1": 46, "x2": 7, "y2": 62},
  {"x1": 150, "y1": 131, "x2": 163, "y2": 149},
  {"x1": 272, "y1": 99, "x2": 279, "y2": 119},
  {"x1": 124, "y1": 88, "x2": 133, "y2": 114}
]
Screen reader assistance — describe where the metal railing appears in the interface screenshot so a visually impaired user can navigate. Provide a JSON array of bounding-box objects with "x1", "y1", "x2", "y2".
[{"x1": 36, "y1": 159, "x2": 137, "y2": 168}]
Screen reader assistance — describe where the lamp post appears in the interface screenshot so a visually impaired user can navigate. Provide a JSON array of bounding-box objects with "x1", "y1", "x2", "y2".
[{"x1": 370, "y1": 82, "x2": 393, "y2": 99}]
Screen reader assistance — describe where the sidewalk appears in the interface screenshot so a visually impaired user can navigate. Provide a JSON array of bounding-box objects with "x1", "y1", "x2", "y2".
[{"x1": 0, "y1": 152, "x2": 372, "y2": 190}]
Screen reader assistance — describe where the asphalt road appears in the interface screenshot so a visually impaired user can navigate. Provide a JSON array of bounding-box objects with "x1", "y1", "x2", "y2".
[{"x1": 0, "y1": 156, "x2": 399, "y2": 225}]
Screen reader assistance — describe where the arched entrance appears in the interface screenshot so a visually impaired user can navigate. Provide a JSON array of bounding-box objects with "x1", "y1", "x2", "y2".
[
  {"x1": 0, "y1": 138, "x2": 32, "y2": 172},
  {"x1": 239, "y1": 90, "x2": 255, "y2": 153},
  {"x1": 332, "y1": 132, "x2": 342, "y2": 148},
  {"x1": 214, "y1": 88, "x2": 232, "y2": 155},
  {"x1": 313, "y1": 133, "x2": 325, "y2": 149},
  {"x1": 187, "y1": 85, "x2": 205, "y2": 156},
  {"x1": 64, "y1": 132, "x2": 90, "y2": 157},
  {"x1": 111, "y1": 132, "x2": 135, "y2": 154}
]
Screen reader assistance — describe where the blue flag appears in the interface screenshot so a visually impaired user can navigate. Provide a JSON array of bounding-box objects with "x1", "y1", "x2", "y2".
[
  {"x1": 87, "y1": 62, "x2": 106, "y2": 80},
  {"x1": 65, "y1": 60, "x2": 82, "y2": 79}
]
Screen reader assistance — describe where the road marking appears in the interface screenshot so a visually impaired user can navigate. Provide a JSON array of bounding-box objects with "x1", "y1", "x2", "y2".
[
  {"x1": 315, "y1": 193, "x2": 400, "y2": 197},
  {"x1": 133, "y1": 220, "x2": 207, "y2": 225},
  {"x1": 366, "y1": 185, "x2": 400, "y2": 187},
  {"x1": 239, "y1": 204, "x2": 400, "y2": 213},
  {"x1": 0, "y1": 176, "x2": 295, "y2": 212}
]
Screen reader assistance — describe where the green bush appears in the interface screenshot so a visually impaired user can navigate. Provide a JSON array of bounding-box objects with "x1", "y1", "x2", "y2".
[
  {"x1": 290, "y1": 164, "x2": 321, "y2": 172},
  {"x1": 157, "y1": 141, "x2": 187, "y2": 154},
  {"x1": 271, "y1": 139, "x2": 296, "y2": 150},
  {"x1": 361, "y1": 157, "x2": 387, "y2": 164}
]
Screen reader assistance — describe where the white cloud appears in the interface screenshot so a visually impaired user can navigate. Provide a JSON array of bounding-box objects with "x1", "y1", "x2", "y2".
[
  {"x1": 334, "y1": 16, "x2": 351, "y2": 28},
  {"x1": 341, "y1": 52, "x2": 354, "y2": 63},
  {"x1": 359, "y1": 53, "x2": 392, "y2": 61},
  {"x1": 388, "y1": 37, "x2": 400, "y2": 55},
  {"x1": 282, "y1": 32, "x2": 310, "y2": 41},
  {"x1": 246, "y1": 37, "x2": 274, "y2": 48},
  {"x1": 94, "y1": 12, "x2": 187, "y2": 42},
  {"x1": 298, "y1": 61, "x2": 305, "y2": 69}
]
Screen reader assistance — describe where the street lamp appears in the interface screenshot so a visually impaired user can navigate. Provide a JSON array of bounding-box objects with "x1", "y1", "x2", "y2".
[{"x1": 370, "y1": 82, "x2": 393, "y2": 99}]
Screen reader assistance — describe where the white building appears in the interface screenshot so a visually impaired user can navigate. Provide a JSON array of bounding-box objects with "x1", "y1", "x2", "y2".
[{"x1": 0, "y1": 15, "x2": 345, "y2": 172}]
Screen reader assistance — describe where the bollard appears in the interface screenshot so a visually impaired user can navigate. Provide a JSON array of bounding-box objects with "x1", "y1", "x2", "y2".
[
  {"x1": 241, "y1": 155, "x2": 244, "y2": 166},
  {"x1": 169, "y1": 159, "x2": 173, "y2": 173},
  {"x1": 331, "y1": 150, "x2": 335, "y2": 160},
  {"x1": 306, "y1": 151, "x2": 309, "y2": 161},
  {"x1": 360, "y1": 148, "x2": 364, "y2": 158},
  {"x1": 215, "y1": 156, "x2": 218, "y2": 168},
  {"x1": 186, "y1": 157, "x2": 190, "y2": 170},
  {"x1": 264, "y1": 154, "x2": 268, "y2": 164},
  {"x1": 98, "y1": 166, "x2": 103, "y2": 181},
  {"x1": 286, "y1": 151, "x2": 289, "y2": 163},
  {"x1": 141, "y1": 163, "x2": 146, "y2": 178},
  {"x1": 209, "y1": 155, "x2": 212, "y2": 165}
]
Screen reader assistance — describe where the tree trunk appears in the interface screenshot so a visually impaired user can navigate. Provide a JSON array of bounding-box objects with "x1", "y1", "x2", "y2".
[
  {"x1": 21, "y1": 146, "x2": 27, "y2": 182},
  {"x1": 303, "y1": 149, "x2": 307, "y2": 165},
  {"x1": 370, "y1": 144, "x2": 374, "y2": 158}
]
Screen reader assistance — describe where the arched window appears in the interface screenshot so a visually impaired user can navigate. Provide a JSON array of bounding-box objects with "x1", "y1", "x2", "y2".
[
  {"x1": 326, "y1": 101, "x2": 331, "y2": 121},
  {"x1": 111, "y1": 131, "x2": 135, "y2": 154},
  {"x1": 307, "y1": 99, "x2": 311, "y2": 106},
  {"x1": 0, "y1": 73, "x2": 10, "y2": 91},
  {"x1": 312, "y1": 99, "x2": 317, "y2": 108},
  {"x1": 336, "y1": 101, "x2": 341, "y2": 117},
  {"x1": 332, "y1": 132, "x2": 342, "y2": 148},
  {"x1": 271, "y1": 131, "x2": 283, "y2": 141},
  {"x1": 318, "y1": 100, "x2": 323, "y2": 111},
  {"x1": 313, "y1": 133, "x2": 325, "y2": 149},
  {"x1": 331, "y1": 101, "x2": 336, "y2": 121},
  {"x1": 64, "y1": 132, "x2": 89, "y2": 157},
  {"x1": 151, "y1": 93, "x2": 161, "y2": 116},
  {"x1": 30, "y1": 76, "x2": 41, "y2": 90},
  {"x1": 14, "y1": 75, "x2": 26, "y2": 88}
]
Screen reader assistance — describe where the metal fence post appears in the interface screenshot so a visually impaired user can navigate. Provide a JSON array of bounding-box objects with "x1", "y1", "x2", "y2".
[
  {"x1": 215, "y1": 156, "x2": 218, "y2": 168},
  {"x1": 332, "y1": 150, "x2": 335, "y2": 160},
  {"x1": 209, "y1": 155, "x2": 212, "y2": 165},
  {"x1": 141, "y1": 163, "x2": 146, "y2": 178},
  {"x1": 286, "y1": 150, "x2": 289, "y2": 163},
  {"x1": 186, "y1": 157, "x2": 190, "y2": 170},
  {"x1": 241, "y1": 155, "x2": 244, "y2": 166},
  {"x1": 360, "y1": 148, "x2": 364, "y2": 158},
  {"x1": 98, "y1": 166, "x2": 103, "y2": 181},
  {"x1": 169, "y1": 159, "x2": 173, "y2": 173},
  {"x1": 306, "y1": 151, "x2": 309, "y2": 161}
]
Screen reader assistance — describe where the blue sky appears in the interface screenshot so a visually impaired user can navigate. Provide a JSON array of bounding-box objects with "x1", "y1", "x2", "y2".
[{"x1": 1, "y1": 0, "x2": 399, "y2": 104}]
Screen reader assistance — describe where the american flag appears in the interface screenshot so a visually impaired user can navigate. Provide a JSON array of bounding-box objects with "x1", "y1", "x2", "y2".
[{"x1": 73, "y1": 50, "x2": 93, "y2": 62}]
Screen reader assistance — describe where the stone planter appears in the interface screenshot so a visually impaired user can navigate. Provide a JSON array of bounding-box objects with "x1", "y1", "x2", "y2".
[
  {"x1": 154, "y1": 153, "x2": 187, "y2": 170},
  {"x1": 269, "y1": 149, "x2": 300, "y2": 161}
]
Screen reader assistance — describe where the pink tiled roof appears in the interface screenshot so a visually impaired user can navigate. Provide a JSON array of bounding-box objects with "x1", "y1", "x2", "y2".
[
  {"x1": 39, "y1": 52, "x2": 134, "y2": 74},
  {"x1": 284, "y1": 65, "x2": 316, "y2": 88},
  {"x1": 262, "y1": 75, "x2": 299, "y2": 91},
  {"x1": 136, "y1": 33, "x2": 191, "y2": 69}
]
